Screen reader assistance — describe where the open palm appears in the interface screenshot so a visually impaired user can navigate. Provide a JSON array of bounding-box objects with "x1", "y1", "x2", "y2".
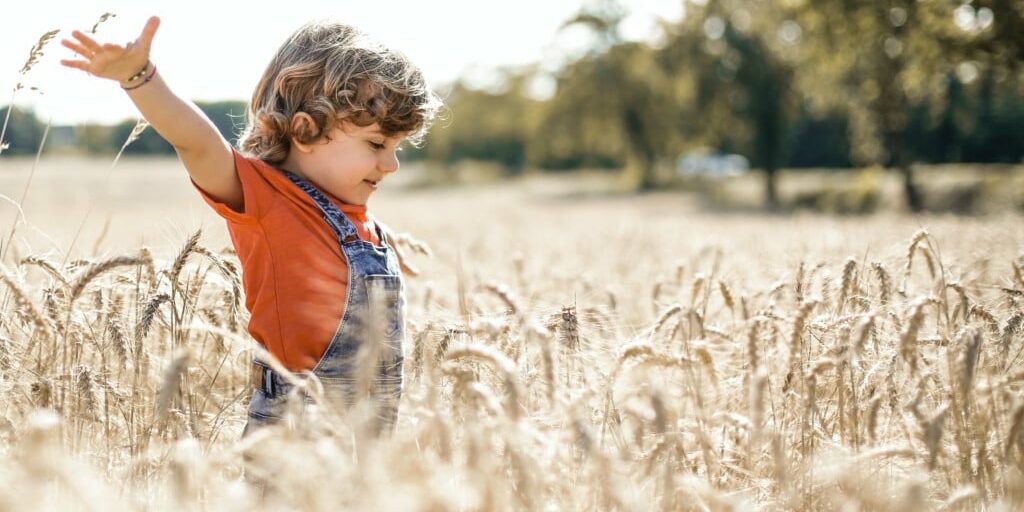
[{"x1": 60, "y1": 16, "x2": 160, "y2": 83}]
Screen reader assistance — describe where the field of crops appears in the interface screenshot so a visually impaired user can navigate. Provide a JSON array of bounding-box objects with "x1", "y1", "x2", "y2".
[{"x1": 0, "y1": 156, "x2": 1022, "y2": 510}]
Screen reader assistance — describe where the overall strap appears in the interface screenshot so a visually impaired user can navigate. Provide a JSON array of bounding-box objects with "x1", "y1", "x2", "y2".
[{"x1": 281, "y1": 170, "x2": 361, "y2": 244}]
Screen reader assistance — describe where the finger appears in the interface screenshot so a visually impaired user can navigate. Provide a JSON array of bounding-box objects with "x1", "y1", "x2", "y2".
[
  {"x1": 138, "y1": 16, "x2": 160, "y2": 53},
  {"x1": 72, "y1": 30, "x2": 102, "y2": 53},
  {"x1": 61, "y1": 38, "x2": 94, "y2": 57},
  {"x1": 60, "y1": 59, "x2": 90, "y2": 72}
]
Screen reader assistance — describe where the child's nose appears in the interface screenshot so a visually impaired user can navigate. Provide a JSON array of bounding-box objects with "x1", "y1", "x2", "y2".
[{"x1": 379, "y1": 153, "x2": 399, "y2": 173}]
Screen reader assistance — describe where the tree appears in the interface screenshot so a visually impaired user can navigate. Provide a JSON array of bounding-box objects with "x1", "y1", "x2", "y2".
[
  {"x1": 659, "y1": 0, "x2": 797, "y2": 208},
  {"x1": 107, "y1": 100, "x2": 247, "y2": 156},
  {"x1": 423, "y1": 71, "x2": 541, "y2": 174},
  {"x1": 0, "y1": 106, "x2": 46, "y2": 156},
  {"x1": 782, "y1": 0, "x2": 968, "y2": 212},
  {"x1": 540, "y1": 0, "x2": 683, "y2": 190}
]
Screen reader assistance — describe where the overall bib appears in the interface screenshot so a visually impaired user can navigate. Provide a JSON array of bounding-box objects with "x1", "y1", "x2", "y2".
[{"x1": 241, "y1": 170, "x2": 406, "y2": 437}]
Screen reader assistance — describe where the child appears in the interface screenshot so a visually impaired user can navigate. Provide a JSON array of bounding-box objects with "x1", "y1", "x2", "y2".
[{"x1": 60, "y1": 17, "x2": 441, "y2": 436}]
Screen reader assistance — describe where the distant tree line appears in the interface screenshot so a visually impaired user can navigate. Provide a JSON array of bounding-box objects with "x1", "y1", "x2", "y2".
[
  {"x1": 426, "y1": 0, "x2": 1023, "y2": 210},
  {"x1": 0, "y1": 100, "x2": 246, "y2": 156},
  {"x1": 2, "y1": 0, "x2": 1021, "y2": 211}
]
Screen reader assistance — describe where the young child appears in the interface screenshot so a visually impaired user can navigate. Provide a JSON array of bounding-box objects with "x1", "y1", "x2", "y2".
[{"x1": 60, "y1": 17, "x2": 441, "y2": 436}]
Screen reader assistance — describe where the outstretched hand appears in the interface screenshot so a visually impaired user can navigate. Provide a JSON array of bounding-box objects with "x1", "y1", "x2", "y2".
[{"x1": 60, "y1": 16, "x2": 160, "y2": 84}]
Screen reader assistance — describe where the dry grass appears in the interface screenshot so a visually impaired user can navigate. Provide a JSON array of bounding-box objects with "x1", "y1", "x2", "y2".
[{"x1": 0, "y1": 161, "x2": 1021, "y2": 510}]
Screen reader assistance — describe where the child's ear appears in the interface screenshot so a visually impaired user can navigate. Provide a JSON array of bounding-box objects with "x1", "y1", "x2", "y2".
[{"x1": 289, "y1": 112, "x2": 318, "y2": 153}]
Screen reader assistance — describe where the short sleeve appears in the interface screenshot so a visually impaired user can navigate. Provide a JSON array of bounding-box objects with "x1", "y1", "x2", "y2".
[{"x1": 191, "y1": 147, "x2": 265, "y2": 224}]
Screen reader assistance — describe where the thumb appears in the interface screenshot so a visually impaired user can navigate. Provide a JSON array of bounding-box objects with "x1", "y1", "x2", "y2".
[{"x1": 138, "y1": 16, "x2": 160, "y2": 53}]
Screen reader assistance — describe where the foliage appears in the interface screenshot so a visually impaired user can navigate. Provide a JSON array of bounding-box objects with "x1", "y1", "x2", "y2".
[
  {"x1": 3, "y1": 2, "x2": 1022, "y2": 210},
  {"x1": 423, "y1": 73, "x2": 542, "y2": 174},
  {"x1": 0, "y1": 106, "x2": 46, "y2": 155}
]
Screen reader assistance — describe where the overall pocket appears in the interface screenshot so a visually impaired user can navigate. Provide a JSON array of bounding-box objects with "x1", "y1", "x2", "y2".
[
  {"x1": 364, "y1": 274, "x2": 406, "y2": 361},
  {"x1": 363, "y1": 274, "x2": 405, "y2": 427}
]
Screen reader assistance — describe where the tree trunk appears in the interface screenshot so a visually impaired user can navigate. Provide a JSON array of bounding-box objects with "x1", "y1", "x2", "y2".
[
  {"x1": 638, "y1": 154, "x2": 657, "y2": 191},
  {"x1": 621, "y1": 153, "x2": 657, "y2": 191},
  {"x1": 622, "y1": 106, "x2": 658, "y2": 191},
  {"x1": 764, "y1": 167, "x2": 779, "y2": 210},
  {"x1": 898, "y1": 163, "x2": 924, "y2": 213},
  {"x1": 883, "y1": 114, "x2": 922, "y2": 213}
]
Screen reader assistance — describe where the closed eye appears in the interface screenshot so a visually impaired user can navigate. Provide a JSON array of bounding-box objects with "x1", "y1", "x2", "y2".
[{"x1": 369, "y1": 141, "x2": 386, "y2": 150}]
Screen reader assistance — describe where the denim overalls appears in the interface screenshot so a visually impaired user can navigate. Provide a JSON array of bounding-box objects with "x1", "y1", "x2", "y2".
[{"x1": 241, "y1": 170, "x2": 406, "y2": 437}]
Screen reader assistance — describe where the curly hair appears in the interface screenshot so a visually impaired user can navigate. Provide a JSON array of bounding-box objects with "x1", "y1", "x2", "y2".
[{"x1": 238, "y1": 20, "x2": 443, "y2": 164}]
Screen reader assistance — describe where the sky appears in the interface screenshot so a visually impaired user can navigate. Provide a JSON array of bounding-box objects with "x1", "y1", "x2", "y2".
[{"x1": 1, "y1": 0, "x2": 684, "y2": 125}]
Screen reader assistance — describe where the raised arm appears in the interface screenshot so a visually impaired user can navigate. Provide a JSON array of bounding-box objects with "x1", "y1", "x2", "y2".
[{"x1": 60, "y1": 16, "x2": 243, "y2": 211}]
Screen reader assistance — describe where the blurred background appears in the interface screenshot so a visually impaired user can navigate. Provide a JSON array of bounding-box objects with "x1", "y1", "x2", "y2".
[{"x1": 2, "y1": 0, "x2": 1023, "y2": 215}]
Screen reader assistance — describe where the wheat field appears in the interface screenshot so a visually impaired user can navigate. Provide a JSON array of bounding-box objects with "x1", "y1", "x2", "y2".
[{"x1": 0, "y1": 156, "x2": 1022, "y2": 511}]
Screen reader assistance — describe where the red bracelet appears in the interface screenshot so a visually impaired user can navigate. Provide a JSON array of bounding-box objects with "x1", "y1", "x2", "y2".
[
  {"x1": 124, "y1": 60, "x2": 152, "y2": 83},
  {"x1": 122, "y1": 65, "x2": 157, "y2": 91}
]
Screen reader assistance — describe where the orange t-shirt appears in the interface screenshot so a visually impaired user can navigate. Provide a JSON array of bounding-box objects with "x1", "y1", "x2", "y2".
[{"x1": 192, "y1": 148, "x2": 382, "y2": 372}]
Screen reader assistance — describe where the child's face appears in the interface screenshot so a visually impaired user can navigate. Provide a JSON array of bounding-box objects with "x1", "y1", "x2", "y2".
[{"x1": 290, "y1": 120, "x2": 405, "y2": 206}]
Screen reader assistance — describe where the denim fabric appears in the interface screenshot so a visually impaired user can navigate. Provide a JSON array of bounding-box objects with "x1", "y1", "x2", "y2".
[{"x1": 241, "y1": 170, "x2": 405, "y2": 437}]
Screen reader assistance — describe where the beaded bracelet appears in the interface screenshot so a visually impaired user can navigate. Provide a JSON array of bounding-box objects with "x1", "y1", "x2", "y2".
[
  {"x1": 124, "y1": 60, "x2": 151, "y2": 83},
  {"x1": 121, "y1": 65, "x2": 157, "y2": 91}
]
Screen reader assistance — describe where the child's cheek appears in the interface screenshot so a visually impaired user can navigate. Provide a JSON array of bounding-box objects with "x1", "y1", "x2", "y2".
[{"x1": 362, "y1": 153, "x2": 378, "y2": 172}]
